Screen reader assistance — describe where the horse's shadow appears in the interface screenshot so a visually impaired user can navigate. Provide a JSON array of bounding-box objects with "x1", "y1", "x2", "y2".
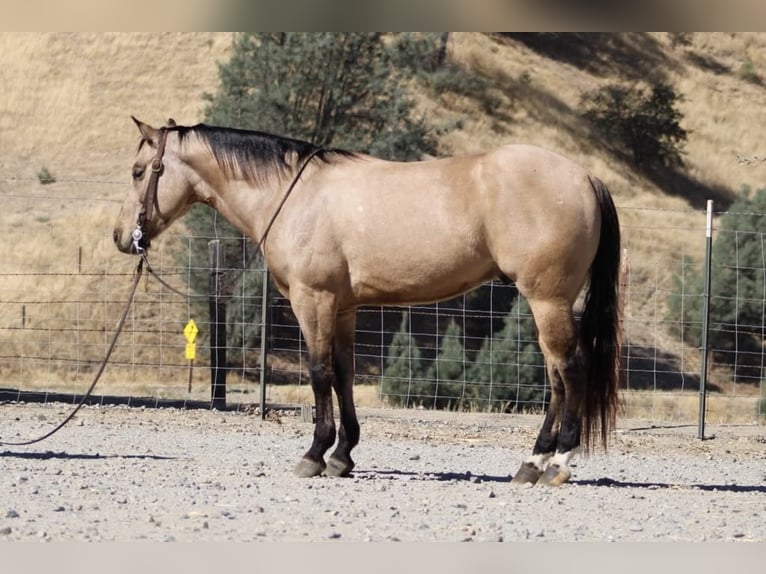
[
  {"x1": 355, "y1": 469, "x2": 766, "y2": 493},
  {"x1": 572, "y1": 477, "x2": 766, "y2": 494},
  {"x1": 359, "y1": 469, "x2": 514, "y2": 483},
  {"x1": 0, "y1": 450, "x2": 176, "y2": 461}
]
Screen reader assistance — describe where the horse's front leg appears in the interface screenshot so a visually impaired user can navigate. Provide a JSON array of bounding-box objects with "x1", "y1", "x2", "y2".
[
  {"x1": 326, "y1": 309, "x2": 359, "y2": 477},
  {"x1": 291, "y1": 289, "x2": 339, "y2": 478}
]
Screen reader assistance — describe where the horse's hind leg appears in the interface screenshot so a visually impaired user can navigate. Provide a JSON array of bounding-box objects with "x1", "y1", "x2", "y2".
[
  {"x1": 325, "y1": 309, "x2": 360, "y2": 477},
  {"x1": 510, "y1": 367, "x2": 564, "y2": 486},
  {"x1": 512, "y1": 298, "x2": 582, "y2": 487},
  {"x1": 537, "y1": 352, "x2": 585, "y2": 486}
]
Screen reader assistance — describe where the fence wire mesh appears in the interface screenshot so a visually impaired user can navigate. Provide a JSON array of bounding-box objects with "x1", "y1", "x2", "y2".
[{"x1": 1, "y1": 180, "x2": 764, "y2": 423}]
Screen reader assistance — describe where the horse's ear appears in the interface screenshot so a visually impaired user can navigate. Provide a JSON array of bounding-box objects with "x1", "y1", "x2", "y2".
[
  {"x1": 131, "y1": 116, "x2": 159, "y2": 146},
  {"x1": 167, "y1": 118, "x2": 177, "y2": 127}
]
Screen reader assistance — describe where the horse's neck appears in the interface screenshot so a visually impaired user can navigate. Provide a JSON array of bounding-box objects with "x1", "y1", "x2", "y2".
[{"x1": 194, "y1": 162, "x2": 285, "y2": 242}]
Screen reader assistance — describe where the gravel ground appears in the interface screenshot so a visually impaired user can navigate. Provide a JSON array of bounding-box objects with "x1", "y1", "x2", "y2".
[{"x1": 0, "y1": 401, "x2": 764, "y2": 542}]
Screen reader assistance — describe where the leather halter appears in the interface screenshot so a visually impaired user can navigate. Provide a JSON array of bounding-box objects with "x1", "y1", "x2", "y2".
[{"x1": 132, "y1": 126, "x2": 169, "y2": 253}]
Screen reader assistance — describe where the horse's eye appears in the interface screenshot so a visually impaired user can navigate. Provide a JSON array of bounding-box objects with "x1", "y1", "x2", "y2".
[{"x1": 132, "y1": 165, "x2": 146, "y2": 180}]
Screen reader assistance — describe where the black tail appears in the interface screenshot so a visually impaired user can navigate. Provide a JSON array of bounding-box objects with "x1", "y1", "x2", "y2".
[{"x1": 580, "y1": 176, "x2": 621, "y2": 451}]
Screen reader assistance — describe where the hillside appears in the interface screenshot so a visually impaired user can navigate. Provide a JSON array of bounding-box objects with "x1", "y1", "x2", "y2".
[
  {"x1": 1, "y1": 32, "x2": 765, "y2": 404},
  {"x1": 3, "y1": 33, "x2": 765, "y2": 199}
]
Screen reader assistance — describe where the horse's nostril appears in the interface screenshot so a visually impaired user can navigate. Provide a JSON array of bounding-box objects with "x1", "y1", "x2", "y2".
[{"x1": 113, "y1": 229, "x2": 121, "y2": 245}]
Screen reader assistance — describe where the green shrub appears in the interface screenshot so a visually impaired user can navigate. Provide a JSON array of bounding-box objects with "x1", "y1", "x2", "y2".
[
  {"x1": 581, "y1": 81, "x2": 687, "y2": 169},
  {"x1": 739, "y1": 57, "x2": 761, "y2": 85},
  {"x1": 37, "y1": 166, "x2": 56, "y2": 185}
]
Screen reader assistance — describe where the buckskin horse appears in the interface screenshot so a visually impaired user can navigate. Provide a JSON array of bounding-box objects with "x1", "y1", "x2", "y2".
[{"x1": 114, "y1": 118, "x2": 621, "y2": 486}]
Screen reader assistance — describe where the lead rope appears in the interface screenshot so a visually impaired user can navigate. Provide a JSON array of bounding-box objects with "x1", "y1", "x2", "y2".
[
  {"x1": 0, "y1": 259, "x2": 145, "y2": 446},
  {"x1": 0, "y1": 147, "x2": 322, "y2": 446}
]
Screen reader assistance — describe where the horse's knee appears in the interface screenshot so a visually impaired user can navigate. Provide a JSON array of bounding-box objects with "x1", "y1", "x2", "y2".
[{"x1": 309, "y1": 361, "x2": 334, "y2": 391}]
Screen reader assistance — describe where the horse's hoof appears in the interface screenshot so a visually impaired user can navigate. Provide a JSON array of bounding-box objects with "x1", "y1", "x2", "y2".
[
  {"x1": 510, "y1": 461, "x2": 543, "y2": 487},
  {"x1": 538, "y1": 463, "x2": 571, "y2": 486},
  {"x1": 324, "y1": 456, "x2": 354, "y2": 477},
  {"x1": 293, "y1": 457, "x2": 325, "y2": 478}
]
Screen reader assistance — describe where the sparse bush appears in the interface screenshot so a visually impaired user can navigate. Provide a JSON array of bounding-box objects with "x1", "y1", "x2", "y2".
[
  {"x1": 581, "y1": 81, "x2": 688, "y2": 169},
  {"x1": 37, "y1": 166, "x2": 55, "y2": 185},
  {"x1": 739, "y1": 57, "x2": 761, "y2": 84}
]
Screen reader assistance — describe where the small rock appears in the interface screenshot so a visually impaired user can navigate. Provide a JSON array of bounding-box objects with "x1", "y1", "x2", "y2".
[
  {"x1": 5, "y1": 510, "x2": 19, "y2": 519},
  {"x1": 0, "y1": 526, "x2": 11, "y2": 535}
]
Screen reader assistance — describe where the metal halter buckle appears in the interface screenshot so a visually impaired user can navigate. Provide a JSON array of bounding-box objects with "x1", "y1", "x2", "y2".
[{"x1": 131, "y1": 226, "x2": 145, "y2": 254}]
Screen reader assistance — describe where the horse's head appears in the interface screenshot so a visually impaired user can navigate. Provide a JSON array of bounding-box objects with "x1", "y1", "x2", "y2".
[{"x1": 113, "y1": 117, "x2": 197, "y2": 254}]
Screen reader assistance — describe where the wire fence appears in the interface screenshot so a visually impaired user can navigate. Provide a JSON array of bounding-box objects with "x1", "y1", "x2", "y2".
[{"x1": 1, "y1": 179, "x2": 764, "y2": 423}]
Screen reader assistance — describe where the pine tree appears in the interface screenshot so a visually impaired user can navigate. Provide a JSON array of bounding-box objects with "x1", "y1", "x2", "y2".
[
  {"x1": 467, "y1": 296, "x2": 547, "y2": 411},
  {"x1": 582, "y1": 80, "x2": 687, "y2": 169},
  {"x1": 176, "y1": 33, "x2": 447, "y2": 370},
  {"x1": 203, "y1": 33, "x2": 438, "y2": 160},
  {"x1": 425, "y1": 320, "x2": 467, "y2": 409},
  {"x1": 380, "y1": 312, "x2": 427, "y2": 407}
]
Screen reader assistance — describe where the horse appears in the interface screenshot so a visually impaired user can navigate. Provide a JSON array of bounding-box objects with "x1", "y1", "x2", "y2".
[{"x1": 114, "y1": 117, "x2": 621, "y2": 486}]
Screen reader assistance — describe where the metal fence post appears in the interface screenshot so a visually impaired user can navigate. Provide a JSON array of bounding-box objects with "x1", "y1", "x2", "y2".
[
  {"x1": 698, "y1": 200, "x2": 714, "y2": 439},
  {"x1": 259, "y1": 266, "x2": 271, "y2": 419},
  {"x1": 209, "y1": 240, "x2": 227, "y2": 410}
]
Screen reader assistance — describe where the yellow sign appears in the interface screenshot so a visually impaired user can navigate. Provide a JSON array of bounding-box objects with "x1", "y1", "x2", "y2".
[
  {"x1": 183, "y1": 319, "x2": 198, "y2": 343},
  {"x1": 185, "y1": 342, "x2": 197, "y2": 360}
]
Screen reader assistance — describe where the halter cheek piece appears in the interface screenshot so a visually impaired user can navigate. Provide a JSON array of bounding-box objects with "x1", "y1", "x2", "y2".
[{"x1": 132, "y1": 126, "x2": 170, "y2": 254}]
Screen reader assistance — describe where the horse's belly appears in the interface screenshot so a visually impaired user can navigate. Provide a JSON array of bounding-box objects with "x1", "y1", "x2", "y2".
[{"x1": 348, "y1": 253, "x2": 496, "y2": 306}]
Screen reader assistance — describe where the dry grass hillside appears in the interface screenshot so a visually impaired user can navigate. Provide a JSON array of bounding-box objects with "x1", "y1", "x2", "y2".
[{"x1": 1, "y1": 33, "x2": 765, "y2": 413}]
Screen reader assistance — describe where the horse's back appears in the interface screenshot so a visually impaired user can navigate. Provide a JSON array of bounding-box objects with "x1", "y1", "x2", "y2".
[{"x1": 290, "y1": 144, "x2": 603, "y2": 306}]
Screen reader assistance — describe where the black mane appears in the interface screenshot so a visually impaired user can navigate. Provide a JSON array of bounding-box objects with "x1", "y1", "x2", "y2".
[{"x1": 174, "y1": 124, "x2": 356, "y2": 184}]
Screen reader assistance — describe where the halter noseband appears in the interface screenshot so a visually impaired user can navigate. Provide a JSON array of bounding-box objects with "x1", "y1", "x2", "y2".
[{"x1": 132, "y1": 125, "x2": 170, "y2": 254}]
